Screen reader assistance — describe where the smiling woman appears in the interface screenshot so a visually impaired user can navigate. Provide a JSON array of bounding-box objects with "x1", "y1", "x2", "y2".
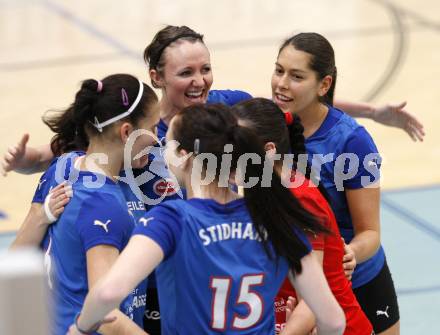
[
  {"x1": 144, "y1": 26, "x2": 214, "y2": 124},
  {"x1": 271, "y1": 32, "x2": 400, "y2": 335}
]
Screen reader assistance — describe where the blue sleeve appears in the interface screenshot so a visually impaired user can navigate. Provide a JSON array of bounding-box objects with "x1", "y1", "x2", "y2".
[
  {"x1": 208, "y1": 90, "x2": 252, "y2": 106},
  {"x1": 132, "y1": 203, "x2": 182, "y2": 259},
  {"x1": 342, "y1": 127, "x2": 382, "y2": 189},
  {"x1": 31, "y1": 158, "x2": 59, "y2": 204},
  {"x1": 294, "y1": 227, "x2": 312, "y2": 257},
  {"x1": 76, "y1": 193, "x2": 133, "y2": 252},
  {"x1": 32, "y1": 169, "x2": 54, "y2": 204},
  {"x1": 32, "y1": 151, "x2": 85, "y2": 203}
]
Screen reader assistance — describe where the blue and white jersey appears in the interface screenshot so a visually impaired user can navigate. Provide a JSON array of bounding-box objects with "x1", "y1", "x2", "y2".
[
  {"x1": 133, "y1": 198, "x2": 311, "y2": 334},
  {"x1": 304, "y1": 106, "x2": 385, "y2": 288},
  {"x1": 35, "y1": 153, "x2": 148, "y2": 331},
  {"x1": 45, "y1": 171, "x2": 134, "y2": 335},
  {"x1": 32, "y1": 151, "x2": 85, "y2": 204},
  {"x1": 33, "y1": 151, "x2": 85, "y2": 251},
  {"x1": 118, "y1": 170, "x2": 149, "y2": 323}
]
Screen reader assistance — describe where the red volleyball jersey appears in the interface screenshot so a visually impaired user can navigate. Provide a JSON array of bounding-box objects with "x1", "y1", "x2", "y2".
[{"x1": 274, "y1": 175, "x2": 373, "y2": 335}]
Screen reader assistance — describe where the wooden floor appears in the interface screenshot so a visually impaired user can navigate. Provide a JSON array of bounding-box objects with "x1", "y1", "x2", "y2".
[{"x1": 1, "y1": 0, "x2": 439, "y2": 231}]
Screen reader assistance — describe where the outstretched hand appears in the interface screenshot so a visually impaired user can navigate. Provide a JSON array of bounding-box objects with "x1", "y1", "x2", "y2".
[
  {"x1": 1, "y1": 134, "x2": 30, "y2": 176},
  {"x1": 373, "y1": 102, "x2": 425, "y2": 141}
]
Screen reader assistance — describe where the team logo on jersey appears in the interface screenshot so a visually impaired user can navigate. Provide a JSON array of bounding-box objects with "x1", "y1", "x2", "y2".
[
  {"x1": 94, "y1": 219, "x2": 111, "y2": 233},
  {"x1": 153, "y1": 178, "x2": 178, "y2": 196},
  {"x1": 139, "y1": 217, "x2": 154, "y2": 227},
  {"x1": 122, "y1": 130, "x2": 187, "y2": 205}
]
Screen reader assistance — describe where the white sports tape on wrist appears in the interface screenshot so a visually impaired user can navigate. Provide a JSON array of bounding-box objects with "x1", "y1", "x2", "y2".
[{"x1": 43, "y1": 193, "x2": 57, "y2": 223}]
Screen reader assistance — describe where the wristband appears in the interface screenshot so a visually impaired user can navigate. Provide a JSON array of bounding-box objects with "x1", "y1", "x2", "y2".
[{"x1": 43, "y1": 192, "x2": 57, "y2": 223}]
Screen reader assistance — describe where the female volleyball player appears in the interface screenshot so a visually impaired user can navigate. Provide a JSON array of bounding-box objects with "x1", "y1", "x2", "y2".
[
  {"x1": 39, "y1": 74, "x2": 158, "y2": 334},
  {"x1": 232, "y1": 98, "x2": 373, "y2": 335},
  {"x1": 68, "y1": 103, "x2": 345, "y2": 335},
  {"x1": 271, "y1": 32, "x2": 399, "y2": 335}
]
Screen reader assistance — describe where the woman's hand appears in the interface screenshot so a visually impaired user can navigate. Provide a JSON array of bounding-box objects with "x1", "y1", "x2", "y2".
[
  {"x1": 342, "y1": 238, "x2": 356, "y2": 281},
  {"x1": 1, "y1": 134, "x2": 30, "y2": 176},
  {"x1": 285, "y1": 296, "x2": 298, "y2": 322},
  {"x1": 45, "y1": 182, "x2": 73, "y2": 222},
  {"x1": 372, "y1": 101, "x2": 425, "y2": 141}
]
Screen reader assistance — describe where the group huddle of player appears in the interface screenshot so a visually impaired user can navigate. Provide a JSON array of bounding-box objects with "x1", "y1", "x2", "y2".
[{"x1": 3, "y1": 25, "x2": 425, "y2": 335}]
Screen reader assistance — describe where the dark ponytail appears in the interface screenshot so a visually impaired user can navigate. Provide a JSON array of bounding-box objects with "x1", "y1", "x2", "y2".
[
  {"x1": 286, "y1": 114, "x2": 330, "y2": 201},
  {"x1": 279, "y1": 32, "x2": 337, "y2": 106},
  {"x1": 173, "y1": 103, "x2": 327, "y2": 274},
  {"x1": 232, "y1": 98, "x2": 329, "y2": 201},
  {"x1": 43, "y1": 74, "x2": 158, "y2": 156}
]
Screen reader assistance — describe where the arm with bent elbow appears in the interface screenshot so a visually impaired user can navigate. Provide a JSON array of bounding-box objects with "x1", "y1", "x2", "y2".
[
  {"x1": 10, "y1": 183, "x2": 72, "y2": 249},
  {"x1": 78, "y1": 241, "x2": 156, "y2": 335},
  {"x1": 281, "y1": 250, "x2": 324, "y2": 335},
  {"x1": 68, "y1": 235, "x2": 164, "y2": 335},
  {"x1": 288, "y1": 252, "x2": 345, "y2": 335},
  {"x1": 346, "y1": 186, "x2": 381, "y2": 263}
]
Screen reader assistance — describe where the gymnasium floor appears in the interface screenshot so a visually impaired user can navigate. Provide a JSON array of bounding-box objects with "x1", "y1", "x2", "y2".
[{"x1": 0, "y1": 0, "x2": 439, "y2": 333}]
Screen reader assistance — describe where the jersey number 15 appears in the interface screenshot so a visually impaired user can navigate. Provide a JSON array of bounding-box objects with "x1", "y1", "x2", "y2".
[{"x1": 210, "y1": 274, "x2": 265, "y2": 330}]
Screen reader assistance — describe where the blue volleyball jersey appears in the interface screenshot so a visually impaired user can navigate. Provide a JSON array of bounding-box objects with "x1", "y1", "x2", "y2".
[
  {"x1": 32, "y1": 151, "x2": 85, "y2": 204},
  {"x1": 33, "y1": 151, "x2": 85, "y2": 251},
  {"x1": 304, "y1": 106, "x2": 385, "y2": 288},
  {"x1": 45, "y1": 171, "x2": 134, "y2": 334},
  {"x1": 118, "y1": 170, "x2": 149, "y2": 322},
  {"x1": 35, "y1": 153, "x2": 148, "y2": 330},
  {"x1": 133, "y1": 198, "x2": 311, "y2": 334}
]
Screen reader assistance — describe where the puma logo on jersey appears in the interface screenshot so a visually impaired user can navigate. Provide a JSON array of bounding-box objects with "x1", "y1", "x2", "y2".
[
  {"x1": 139, "y1": 217, "x2": 154, "y2": 227},
  {"x1": 38, "y1": 179, "x2": 47, "y2": 190},
  {"x1": 94, "y1": 219, "x2": 111, "y2": 233},
  {"x1": 376, "y1": 306, "x2": 389, "y2": 318}
]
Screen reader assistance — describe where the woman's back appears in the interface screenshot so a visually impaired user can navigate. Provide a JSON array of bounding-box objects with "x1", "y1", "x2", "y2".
[{"x1": 134, "y1": 197, "x2": 306, "y2": 334}]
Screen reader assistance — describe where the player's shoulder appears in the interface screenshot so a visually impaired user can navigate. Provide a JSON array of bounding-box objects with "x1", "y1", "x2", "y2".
[
  {"x1": 208, "y1": 89, "x2": 252, "y2": 106},
  {"x1": 328, "y1": 106, "x2": 360, "y2": 132},
  {"x1": 148, "y1": 199, "x2": 188, "y2": 215},
  {"x1": 45, "y1": 151, "x2": 86, "y2": 179}
]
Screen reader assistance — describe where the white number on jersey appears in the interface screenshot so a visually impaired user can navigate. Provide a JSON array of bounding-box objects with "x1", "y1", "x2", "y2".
[{"x1": 210, "y1": 274, "x2": 264, "y2": 330}]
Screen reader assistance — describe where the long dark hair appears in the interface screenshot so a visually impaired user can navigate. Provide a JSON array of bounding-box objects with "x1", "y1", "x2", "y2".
[
  {"x1": 43, "y1": 74, "x2": 158, "y2": 156},
  {"x1": 279, "y1": 32, "x2": 337, "y2": 106},
  {"x1": 172, "y1": 103, "x2": 326, "y2": 274},
  {"x1": 232, "y1": 98, "x2": 329, "y2": 200}
]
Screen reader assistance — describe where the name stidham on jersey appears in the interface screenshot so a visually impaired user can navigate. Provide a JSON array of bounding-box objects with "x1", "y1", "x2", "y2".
[{"x1": 198, "y1": 222, "x2": 267, "y2": 246}]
